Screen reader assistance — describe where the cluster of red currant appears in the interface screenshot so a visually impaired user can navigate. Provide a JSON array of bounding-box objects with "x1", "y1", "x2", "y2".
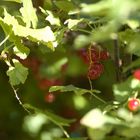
[
  {"x1": 38, "y1": 78, "x2": 62, "y2": 103},
  {"x1": 78, "y1": 46, "x2": 110, "y2": 80},
  {"x1": 127, "y1": 69, "x2": 140, "y2": 112},
  {"x1": 19, "y1": 56, "x2": 63, "y2": 103}
]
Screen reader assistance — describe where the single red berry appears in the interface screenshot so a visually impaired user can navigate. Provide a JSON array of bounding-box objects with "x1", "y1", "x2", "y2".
[
  {"x1": 100, "y1": 50, "x2": 110, "y2": 60},
  {"x1": 133, "y1": 69, "x2": 140, "y2": 80},
  {"x1": 77, "y1": 49, "x2": 89, "y2": 64},
  {"x1": 87, "y1": 63, "x2": 104, "y2": 80},
  {"x1": 38, "y1": 78, "x2": 62, "y2": 90},
  {"x1": 45, "y1": 93, "x2": 55, "y2": 103},
  {"x1": 128, "y1": 98, "x2": 140, "y2": 111},
  {"x1": 53, "y1": 79, "x2": 63, "y2": 86},
  {"x1": 19, "y1": 57, "x2": 41, "y2": 74},
  {"x1": 38, "y1": 79, "x2": 54, "y2": 90}
]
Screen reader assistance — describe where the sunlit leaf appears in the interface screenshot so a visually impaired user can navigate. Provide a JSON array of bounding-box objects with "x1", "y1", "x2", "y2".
[
  {"x1": 23, "y1": 113, "x2": 48, "y2": 135},
  {"x1": 20, "y1": 0, "x2": 38, "y2": 28},
  {"x1": 46, "y1": 10, "x2": 60, "y2": 26},
  {"x1": 66, "y1": 19, "x2": 83, "y2": 29},
  {"x1": 0, "y1": 9, "x2": 57, "y2": 50},
  {"x1": 13, "y1": 38, "x2": 30, "y2": 59},
  {"x1": 81, "y1": 108, "x2": 118, "y2": 129}
]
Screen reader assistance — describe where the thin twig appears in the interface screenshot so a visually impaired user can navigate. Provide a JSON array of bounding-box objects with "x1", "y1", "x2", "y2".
[
  {"x1": 113, "y1": 38, "x2": 121, "y2": 82},
  {"x1": 59, "y1": 125, "x2": 70, "y2": 138},
  {"x1": 88, "y1": 45, "x2": 94, "y2": 100},
  {"x1": 88, "y1": 77, "x2": 93, "y2": 91},
  {"x1": 88, "y1": 45, "x2": 93, "y2": 90},
  {"x1": 0, "y1": 35, "x2": 10, "y2": 46},
  {"x1": 76, "y1": 28, "x2": 92, "y2": 34},
  {"x1": 11, "y1": 85, "x2": 31, "y2": 114},
  {"x1": 89, "y1": 91, "x2": 106, "y2": 104}
]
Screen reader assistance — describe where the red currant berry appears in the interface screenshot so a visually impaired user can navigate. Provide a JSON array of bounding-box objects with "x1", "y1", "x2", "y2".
[
  {"x1": 38, "y1": 79, "x2": 62, "y2": 90},
  {"x1": 128, "y1": 98, "x2": 140, "y2": 111},
  {"x1": 77, "y1": 49, "x2": 89, "y2": 64},
  {"x1": 100, "y1": 51, "x2": 110, "y2": 60},
  {"x1": 45, "y1": 93, "x2": 55, "y2": 103},
  {"x1": 38, "y1": 79, "x2": 53, "y2": 90},
  {"x1": 87, "y1": 63, "x2": 104, "y2": 80},
  {"x1": 133, "y1": 69, "x2": 140, "y2": 80}
]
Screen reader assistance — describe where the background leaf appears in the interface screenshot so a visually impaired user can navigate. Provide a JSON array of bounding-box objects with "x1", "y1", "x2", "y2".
[
  {"x1": 24, "y1": 104, "x2": 75, "y2": 127},
  {"x1": 49, "y1": 85, "x2": 100, "y2": 96},
  {"x1": 6, "y1": 59, "x2": 28, "y2": 85},
  {"x1": 54, "y1": 0, "x2": 76, "y2": 12}
]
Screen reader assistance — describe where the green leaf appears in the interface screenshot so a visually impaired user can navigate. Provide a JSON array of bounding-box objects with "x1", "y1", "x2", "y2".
[
  {"x1": 3, "y1": 0, "x2": 21, "y2": 3},
  {"x1": 88, "y1": 127, "x2": 111, "y2": 140},
  {"x1": 20, "y1": 0, "x2": 38, "y2": 28},
  {"x1": 74, "y1": 35, "x2": 90, "y2": 49},
  {"x1": 55, "y1": 138, "x2": 87, "y2": 140},
  {"x1": 81, "y1": 109, "x2": 107, "y2": 129},
  {"x1": 81, "y1": 109, "x2": 118, "y2": 129},
  {"x1": 113, "y1": 76, "x2": 140, "y2": 102},
  {"x1": 24, "y1": 104, "x2": 75, "y2": 127},
  {"x1": 45, "y1": 110, "x2": 75, "y2": 126},
  {"x1": 123, "y1": 58, "x2": 140, "y2": 73},
  {"x1": 13, "y1": 38, "x2": 30, "y2": 59},
  {"x1": 41, "y1": 58, "x2": 68, "y2": 76},
  {"x1": 49, "y1": 85, "x2": 100, "y2": 96},
  {"x1": 55, "y1": 0, "x2": 76, "y2": 12},
  {"x1": 66, "y1": 19, "x2": 83, "y2": 29},
  {"x1": 118, "y1": 127, "x2": 140, "y2": 138},
  {"x1": 90, "y1": 21, "x2": 119, "y2": 42},
  {"x1": 126, "y1": 19, "x2": 139, "y2": 30},
  {"x1": 117, "y1": 108, "x2": 133, "y2": 122},
  {"x1": 6, "y1": 59, "x2": 28, "y2": 85},
  {"x1": 81, "y1": 1, "x2": 110, "y2": 16},
  {"x1": 113, "y1": 78, "x2": 132, "y2": 102},
  {"x1": 56, "y1": 27, "x2": 67, "y2": 44},
  {"x1": 119, "y1": 29, "x2": 140, "y2": 56},
  {"x1": 0, "y1": 9, "x2": 57, "y2": 50},
  {"x1": 45, "y1": 10, "x2": 61, "y2": 26}
]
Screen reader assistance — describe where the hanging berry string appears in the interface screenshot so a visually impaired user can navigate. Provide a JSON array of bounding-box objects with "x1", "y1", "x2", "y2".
[
  {"x1": 88, "y1": 44, "x2": 94, "y2": 90},
  {"x1": 77, "y1": 44, "x2": 110, "y2": 82},
  {"x1": 87, "y1": 44, "x2": 109, "y2": 80}
]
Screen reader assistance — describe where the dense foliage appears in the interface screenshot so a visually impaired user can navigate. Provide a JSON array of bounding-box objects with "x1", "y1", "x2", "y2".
[{"x1": 0, "y1": 0, "x2": 140, "y2": 140}]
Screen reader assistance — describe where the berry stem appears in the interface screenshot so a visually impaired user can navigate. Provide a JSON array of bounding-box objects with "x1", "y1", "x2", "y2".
[
  {"x1": 113, "y1": 38, "x2": 121, "y2": 82},
  {"x1": 88, "y1": 77, "x2": 93, "y2": 90},
  {"x1": 88, "y1": 44, "x2": 94, "y2": 91},
  {"x1": 11, "y1": 85, "x2": 31, "y2": 114},
  {"x1": 59, "y1": 125, "x2": 70, "y2": 138},
  {"x1": 89, "y1": 91, "x2": 106, "y2": 104}
]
